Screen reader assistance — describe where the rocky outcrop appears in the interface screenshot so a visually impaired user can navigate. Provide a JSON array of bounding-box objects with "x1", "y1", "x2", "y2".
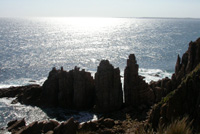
[
  {"x1": 95, "y1": 60, "x2": 123, "y2": 113},
  {"x1": 149, "y1": 64, "x2": 200, "y2": 130},
  {"x1": 0, "y1": 84, "x2": 42, "y2": 106},
  {"x1": 150, "y1": 77, "x2": 172, "y2": 102},
  {"x1": 7, "y1": 117, "x2": 124, "y2": 134},
  {"x1": 172, "y1": 38, "x2": 200, "y2": 88},
  {"x1": 42, "y1": 66, "x2": 95, "y2": 110},
  {"x1": 124, "y1": 54, "x2": 154, "y2": 107},
  {"x1": 79, "y1": 118, "x2": 124, "y2": 134},
  {"x1": 7, "y1": 119, "x2": 26, "y2": 133},
  {"x1": 149, "y1": 38, "x2": 200, "y2": 103},
  {"x1": 54, "y1": 118, "x2": 79, "y2": 134},
  {"x1": 73, "y1": 67, "x2": 95, "y2": 109}
]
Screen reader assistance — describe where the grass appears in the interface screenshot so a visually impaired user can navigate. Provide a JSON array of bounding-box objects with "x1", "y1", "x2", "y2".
[
  {"x1": 158, "y1": 117, "x2": 193, "y2": 134},
  {"x1": 133, "y1": 117, "x2": 193, "y2": 134}
]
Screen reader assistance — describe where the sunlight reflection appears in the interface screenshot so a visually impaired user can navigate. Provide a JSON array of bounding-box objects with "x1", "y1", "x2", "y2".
[{"x1": 46, "y1": 17, "x2": 124, "y2": 32}]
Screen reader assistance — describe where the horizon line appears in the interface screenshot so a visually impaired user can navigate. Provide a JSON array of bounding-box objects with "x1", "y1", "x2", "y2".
[{"x1": 0, "y1": 16, "x2": 200, "y2": 19}]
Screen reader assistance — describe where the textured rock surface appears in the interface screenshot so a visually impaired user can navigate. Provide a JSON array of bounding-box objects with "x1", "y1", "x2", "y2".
[
  {"x1": 172, "y1": 38, "x2": 200, "y2": 88},
  {"x1": 95, "y1": 60, "x2": 123, "y2": 113},
  {"x1": 42, "y1": 67, "x2": 95, "y2": 109},
  {"x1": 124, "y1": 54, "x2": 154, "y2": 107},
  {"x1": 73, "y1": 67, "x2": 95, "y2": 109},
  {"x1": 7, "y1": 119, "x2": 26, "y2": 133},
  {"x1": 150, "y1": 38, "x2": 200, "y2": 103},
  {"x1": 0, "y1": 84, "x2": 42, "y2": 106},
  {"x1": 54, "y1": 118, "x2": 79, "y2": 134},
  {"x1": 149, "y1": 64, "x2": 200, "y2": 130}
]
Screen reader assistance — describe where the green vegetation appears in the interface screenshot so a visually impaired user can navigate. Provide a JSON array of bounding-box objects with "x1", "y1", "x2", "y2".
[{"x1": 159, "y1": 89, "x2": 176, "y2": 105}]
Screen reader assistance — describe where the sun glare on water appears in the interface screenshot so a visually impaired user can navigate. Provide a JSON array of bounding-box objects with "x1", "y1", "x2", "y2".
[{"x1": 44, "y1": 17, "x2": 125, "y2": 33}]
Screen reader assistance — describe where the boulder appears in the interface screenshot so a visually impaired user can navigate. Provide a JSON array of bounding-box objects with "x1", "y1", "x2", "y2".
[
  {"x1": 95, "y1": 60, "x2": 123, "y2": 113},
  {"x1": 16, "y1": 121, "x2": 43, "y2": 134},
  {"x1": 101, "y1": 118, "x2": 115, "y2": 128},
  {"x1": 42, "y1": 120, "x2": 59, "y2": 133},
  {"x1": 54, "y1": 117, "x2": 79, "y2": 134},
  {"x1": 124, "y1": 54, "x2": 154, "y2": 107},
  {"x1": 7, "y1": 119, "x2": 26, "y2": 133}
]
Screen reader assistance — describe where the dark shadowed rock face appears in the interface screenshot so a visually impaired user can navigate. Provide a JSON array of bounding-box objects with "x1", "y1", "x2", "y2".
[
  {"x1": 95, "y1": 60, "x2": 123, "y2": 113},
  {"x1": 172, "y1": 38, "x2": 200, "y2": 88},
  {"x1": 149, "y1": 38, "x2": 200, "y2": 103},
  {"x1": 42, "y1": 67, "x2": 60, "y2": 107},
  {"x1": 7, "y1": 119, "x2": 26, "y2": 133},
  {"x1": 0, "y1": 84, "x2": 42, "y2": 106},
  {"x1": 73, "y1": 67, "x2": 95, "y2": 109},
  {"x1": 124, "y1": 54, "x2": 154, "y2": 107},
  {"x1": 54, "y1": 117, "x2": 79, "y2": 134},
  {"x1": 42, "y1": 67, "x2": 95, "y2": 110},
  {"x1": 149, "y1": 64, "x2": 200, "y2": 130}
]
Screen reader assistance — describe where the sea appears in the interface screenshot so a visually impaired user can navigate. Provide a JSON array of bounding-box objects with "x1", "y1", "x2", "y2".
[{"x1": 0, "y1": 17, "x2": 200, "y2": 131}]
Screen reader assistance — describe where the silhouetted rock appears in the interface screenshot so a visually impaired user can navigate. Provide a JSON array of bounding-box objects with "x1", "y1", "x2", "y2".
[
  {"x1": 150, "y1": 77, "x2": 172, "y2": 102},
  {"x1": 149, "y1": 64, "x2": 200, "y2": 130},
  {"x1": 7, "y1": 119, "x2": 60, "y2": 134},
  {"x1": 42, "y1": 120, "x2": 59, "y2": 133},
  {"x1": 7, "y1": 119, "x2": 26, "y2": 133},
  {"x1": 94, "y1": 60, "x2": 123, "y2": 113},
  {"x1": 42, "y1": 67, "x2": 95, "y2": 109},
  {"x1": 78, "y1": 118, "x2": 124, "y2": 134},
  {"x1": 0, "y1": 84, "x2": 42, "y2": 106},
  {"x1": 42, "y1": 67, "x2": 61, "y2": 107},
  {"x1": 172, "y1": 37, "x2": 200, "y2": 89},
  {"x1": 101, "y1": 118, "x2": 115, "y2": 128},
  {"x1": 73, "y1": 67, "x2": 95, "y2": 109},
  {"x1": 17, "y1": 121, "x2": 44, "y2": 134},
  {"x1": 124, "y1": 54, "x2": 154, "y2": 107},
  {"x1": 0, "y1": 84, "x2": 41, "y2": 98},
  {"x1": 54, "y1": 117, "x2": 79, "y2": 134},
  {"x1": 149, "y1": 38, "x2": 200, "y2": 103}
]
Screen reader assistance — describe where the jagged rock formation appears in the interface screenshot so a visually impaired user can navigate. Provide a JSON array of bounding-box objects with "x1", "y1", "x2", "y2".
[
  {"x1": 172, "y1": 38, "x2": 200, "y2": 88},
  {"x1": 94, "y1": 60, "x2": 123, "y2": 113},
  {"x1": 42, "y1": 66, "x2": 95, "y2": 110},
  {"x1": 149, "y1": 38, "x2": 200, "y2": 130},
  {"x1": 150, "y1": 77, "x2": 172, "y2": 103},
  {"x1": 0, "y1": 84, "x2": 42, "y2": 106},
  {"x1": 149, "y1": 64, "x2": 200, "y2": 130},
  {"x1": 150, "y1": 37, "x2": 200, "y2": 103},
  {"x1": 124, "y1": 54, "x2": 154, "y2": 107}
]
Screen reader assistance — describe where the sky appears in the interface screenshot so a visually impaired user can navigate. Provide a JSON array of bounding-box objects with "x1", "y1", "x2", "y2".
[{"x1": 0, "y1": 0, "x2": 200, "y2": 18}]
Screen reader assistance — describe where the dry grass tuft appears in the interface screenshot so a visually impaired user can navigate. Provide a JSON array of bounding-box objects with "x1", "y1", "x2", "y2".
[{"x1": 158, "y1": 117, "x2": 193, "y2": 134}]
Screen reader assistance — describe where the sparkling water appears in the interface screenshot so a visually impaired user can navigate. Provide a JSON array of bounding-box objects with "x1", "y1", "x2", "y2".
[{"x1": 1, "y1": 17, "x2": 200, "y2": 129}]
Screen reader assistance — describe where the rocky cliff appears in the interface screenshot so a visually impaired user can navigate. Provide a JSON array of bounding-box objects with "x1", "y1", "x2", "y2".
[
  {"x1": 94, "y1": 60, "x2": 123, "y2": 113},
  {"x1": 150, "y1": 37, "x2": 200, "y2": 103},
  {"x1": 42, "y1": 66, "x2": 95, "y2": 110},
  {"x1": 124, "y1": 54, "x2": 155, "y2": 107},
  {"x1": 149, "y1": 37, "x2": 200, "y2": 131},
  {"x1": 149, "y1": 64, "x2": 200, "y2": 130}
]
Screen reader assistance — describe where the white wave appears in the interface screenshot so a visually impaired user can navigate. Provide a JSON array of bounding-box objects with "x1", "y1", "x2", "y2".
[
  {"x1": 0, "y1": 77, "x2": 47, "y2": 89},
  {"x1": 139, "y1": 68, "x2": 173, "y2": 83}
]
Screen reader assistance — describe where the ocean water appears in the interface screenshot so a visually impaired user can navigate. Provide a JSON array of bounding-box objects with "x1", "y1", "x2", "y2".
[{"x1": 1, "y1": 17, "x2": 200, "y2": 130}]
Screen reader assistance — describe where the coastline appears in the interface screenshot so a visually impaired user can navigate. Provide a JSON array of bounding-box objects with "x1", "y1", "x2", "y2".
[{"x1": 1, "y1": 37, "x2": 200, "y2": 133}]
